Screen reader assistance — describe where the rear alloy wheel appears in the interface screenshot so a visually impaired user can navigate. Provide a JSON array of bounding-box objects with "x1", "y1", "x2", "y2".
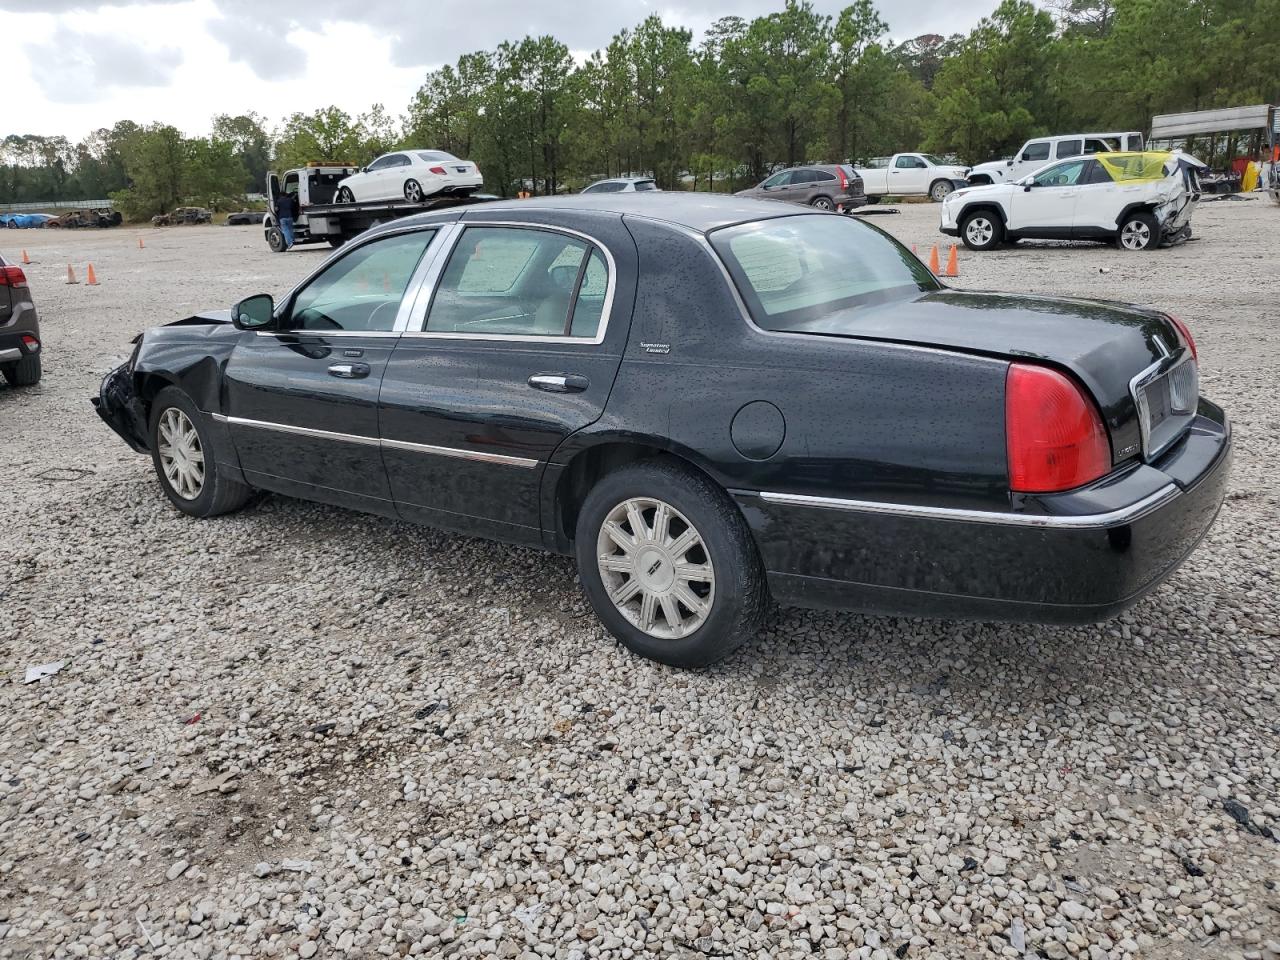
[
  {"x1": 404, "y1": 179, "x2": 425, "y2": 203},
  {"x1": 336, "y1": 187, "x2": 355, "y2": 204},
  {"x1": 149, "y1": 386, "x2": 251, "y2": 518},
  {"x1": 929, "y1": 180, "x2": 954, "y2": 202},
  {"x1": 810, "y1": 195, "x2": 834, "y2": 211},
  {"x1": 1, "y1": 353, "x2": 41, "y2": 386},
  {"x1": 961, "y1": 210, "x2": 1002, "y2": 250},
  {"x1": 1117, "y1": 211, "x2": 1160, "y2": 251},
  {"x1": 575, "y1": 459, "x2": 767, "y2": 667}
]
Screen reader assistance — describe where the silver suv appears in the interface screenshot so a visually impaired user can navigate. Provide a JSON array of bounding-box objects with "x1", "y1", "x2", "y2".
[
  {"x1": 735, "y1": 164, "x2": 867, "y2": 211},
  {"x1": 0, "y1": 252, "x2": 42, "y2": 386}
]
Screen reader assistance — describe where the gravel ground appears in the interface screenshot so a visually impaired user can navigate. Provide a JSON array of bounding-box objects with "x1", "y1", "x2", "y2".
[{"x1": 1, "y1": 200, "x2": 1277, "y2": 960}]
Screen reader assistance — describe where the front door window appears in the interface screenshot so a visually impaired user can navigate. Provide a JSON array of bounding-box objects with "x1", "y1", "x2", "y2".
[{"x1": 284, "y1": 230, "x2": 436, "y2": 333}]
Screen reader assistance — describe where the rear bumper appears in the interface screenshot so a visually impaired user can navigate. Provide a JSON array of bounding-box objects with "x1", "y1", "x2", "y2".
[
  {"x1": 91, "y1": 362, "x2": 149, "y2": 453},
  {"x1": 737, "y1": 401, "x2": 1231, "y2": 624}
]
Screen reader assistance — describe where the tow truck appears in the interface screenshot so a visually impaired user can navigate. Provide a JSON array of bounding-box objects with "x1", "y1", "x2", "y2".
[{"x1": 263, "y1": 162, "x2": 492, "y2": 253}]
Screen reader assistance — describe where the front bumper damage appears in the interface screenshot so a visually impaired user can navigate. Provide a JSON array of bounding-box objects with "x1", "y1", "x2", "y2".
[{"x1": 91, "y1": 362, "x2": 149, "y2": 453}]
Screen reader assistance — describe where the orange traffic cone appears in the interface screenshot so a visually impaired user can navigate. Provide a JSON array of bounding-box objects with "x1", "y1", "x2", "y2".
[
  {"x1": 66, "y1": 264, "x2": 79, "y2": 284},
  {"x1": 21, "y1": 249, "x2": 31, "y2": 265},
  {"x1": 138, "y1": 236, "x2": 145, "y2": 249},
  {"x1": 86, "y1": 263, "x2": 99, "y2": 286},
  {"x1": 928, "y1": 245, "x2": 941, "y2": 275},
  {"x1": 944, "y1": 244, "x2": 959, "y2": 278}
]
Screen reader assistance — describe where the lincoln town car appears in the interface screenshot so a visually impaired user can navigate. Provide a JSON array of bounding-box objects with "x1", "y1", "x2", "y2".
[{"x1": 93, "y1": 195, "x2": 1230, "y2": 667}]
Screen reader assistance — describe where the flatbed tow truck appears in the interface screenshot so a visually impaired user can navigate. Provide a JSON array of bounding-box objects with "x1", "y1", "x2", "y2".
[{"x1": 263, "y1": 162, "x2": 492, "y2": 252}]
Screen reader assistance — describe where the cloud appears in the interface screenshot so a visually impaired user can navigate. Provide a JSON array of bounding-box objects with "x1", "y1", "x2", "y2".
[
  {"x1": 207, "y1": 15, "x2": 308, "y2": 80},
  {"x1": 0, "y1": 0, "x2": 183, "y2": 9},
  {"x1": 24, "y1": 26, "x2": 183, "y2": 104}
]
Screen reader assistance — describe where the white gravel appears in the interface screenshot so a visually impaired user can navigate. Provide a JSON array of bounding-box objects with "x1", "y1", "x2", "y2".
[{"x1": 1, "y1": 202, "x2": 1278, "y2": 959}]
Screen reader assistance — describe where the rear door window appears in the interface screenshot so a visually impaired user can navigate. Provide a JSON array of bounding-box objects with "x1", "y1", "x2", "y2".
[
  {"x1": 710, "y1": 215, "x2": 937, "y2": 331},
  {"x1": 1055, "y1": 139, "x2": 1082, "y2": 159},
  {"x1": 425, "y1": 227, "x2": 610, "y2": 339}
]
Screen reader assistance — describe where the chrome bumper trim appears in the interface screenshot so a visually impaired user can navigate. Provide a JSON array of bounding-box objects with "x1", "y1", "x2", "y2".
[
  {"x1": 758, "y1": 483, "x2": 1181, "y2": 530},
  {"x1": 214, "y1": 413, "x2": 539, "y2": 469},
  {"x1": 0, "y1": 347, "x2": 24, "y2": 362}
]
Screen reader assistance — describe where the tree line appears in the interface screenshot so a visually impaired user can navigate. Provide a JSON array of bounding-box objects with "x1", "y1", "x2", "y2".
[{"x1": 2, "y1": 0, "x2": 1273, "y2": 217}]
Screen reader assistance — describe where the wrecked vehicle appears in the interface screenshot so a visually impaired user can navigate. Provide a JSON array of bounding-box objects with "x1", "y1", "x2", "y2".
[
  {"x1": 93, "y1": 194, "x2": 1229, "y2": 668},
  {"x1": 153, "y1": 207, "x2": 213, "y2": 226},
  {"x1": 55, "y1": 209, "x2": 122, "y2": 228},
  {"x1": 941, "y1": 151, "x2": 1206, "y2": 251}
]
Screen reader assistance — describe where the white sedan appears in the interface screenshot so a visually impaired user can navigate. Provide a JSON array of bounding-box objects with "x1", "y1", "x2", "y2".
[{"x1": 335, "y1": 150, "x2": 483, "y2": 204}]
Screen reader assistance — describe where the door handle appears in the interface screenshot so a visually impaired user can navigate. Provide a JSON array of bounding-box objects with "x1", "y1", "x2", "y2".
[
  {"x1": 328, "y1": 362, "x2": 370, "y2": 379},
  {"x1": 529, "y1": 373, "x2": 589, "y2": 393}
]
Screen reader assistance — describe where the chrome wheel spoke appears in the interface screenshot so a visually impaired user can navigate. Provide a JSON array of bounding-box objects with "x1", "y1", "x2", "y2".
[
  {"x1": 603, "y1": 520, "x2": 634, "y2": 553},
  {"x1": 638, "y1": 592, "x2": 658, "y2": 631},
  {"x1": 659, "y1": 596, "x2": 683, "y2": 634},
  {"x1": 667, "y1": 528, "x2": 698, "y2": 560},
  {"x1": 675, "y1": 561, "x2": 713, "y2": 582},
  {"x1": 599, "y1": 554, "x2": 631, "y2": 573}
]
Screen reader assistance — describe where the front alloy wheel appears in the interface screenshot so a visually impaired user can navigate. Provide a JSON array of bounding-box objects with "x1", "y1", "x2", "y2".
[
  {"x1": 149, "y1": 386, "x2": 252, "y2": 518},
  {"x1": 961, "y1": 212, "x2": 1001, "y2": 250},
  {"x1": 157, "y1": 407, "x2": 205, "y2": 500},
  {"x1": 336, "y1": 187, "x2": 355, "y2": 204},
  {"x1": 597, "y1": 497, "x2": 715, "y2": 640},
  {"x1": 930, "y1": 180, "x2": 954, "y2": 202}
]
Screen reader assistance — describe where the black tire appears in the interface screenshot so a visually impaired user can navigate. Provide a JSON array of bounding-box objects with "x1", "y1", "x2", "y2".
[
  {"x1": 336, "y1": 187, "x2": 355, "y2": 204},
  {"x1": 809, "y1": 195, "x2": 835, "y2": 211},
  {"x1": 1116, "y1": 211, "x2": 1160, "y2": 250},
  {"x1": 960, "y1": 209, "x2": 1002, "y2": 251},
  {"x1": 862, "y1": 195, "x2": 881, "y2": 205},
  {"x1": 404, "y1": 179, "x2": 425, "y2": 203},
  {"x1": 148, "y1": 386, "x2": 251, "y2": 518},
  {"x1": 328, "y1": 236, "x2": 347, "y2": 248},
  {"x1": 1, "y1": 353, "x2": 41, "y2": 386},
  {"x1": 574, "y1": 458, "x2": 767, "y2": 668},
  {"x1": 929, "y1": 179, "x2": 954, "y2": 202},
  {"x1": 266, "y1": 226, "x2": 287, "y2": 253}
]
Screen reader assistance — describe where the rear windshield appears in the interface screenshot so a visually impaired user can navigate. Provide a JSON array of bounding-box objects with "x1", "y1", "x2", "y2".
[
  {"x1": 418, "y1": 151, "x2": 459, "y2": 162},
  {"x1": 709, "y1": 215, "x2": 938, "y2": 330}
]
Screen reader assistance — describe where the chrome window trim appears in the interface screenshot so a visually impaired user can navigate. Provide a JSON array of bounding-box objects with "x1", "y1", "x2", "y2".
[
  {"x1": 757, "y1": 483, "x2": 1179, "y2": 530},
  {"x1": 213, "y1": 413, "x2": 538, "y2": 469},
  {"x1": 403, "y1": 221, "x2": 617, "y2": 345}
]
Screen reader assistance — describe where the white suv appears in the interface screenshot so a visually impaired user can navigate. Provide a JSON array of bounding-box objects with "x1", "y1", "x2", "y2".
[
  {"x1": 967, "y1": 132, "x2": 1145, "y2": 186},
  {"x1": 940, "y1": 151, "x2": 1205, "y2": 251}
]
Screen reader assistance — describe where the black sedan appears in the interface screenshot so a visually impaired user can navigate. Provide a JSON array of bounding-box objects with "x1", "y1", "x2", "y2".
[{"x1": 93, "y1": 194, "x2": 1230, "y2": 667}]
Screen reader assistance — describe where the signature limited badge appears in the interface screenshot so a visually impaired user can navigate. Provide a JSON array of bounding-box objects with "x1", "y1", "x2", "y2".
[{"x1": 641, "y1": 342, "x2": 671, "y2": 355}]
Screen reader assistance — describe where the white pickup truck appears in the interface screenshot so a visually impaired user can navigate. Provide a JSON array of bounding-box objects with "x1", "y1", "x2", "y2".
[
  {"x1": 852, "y1": 153, "x2": 971, "y2": 202},
  {"x1": 966, "y1": 132, "x2": 1145, "y2": 186}
]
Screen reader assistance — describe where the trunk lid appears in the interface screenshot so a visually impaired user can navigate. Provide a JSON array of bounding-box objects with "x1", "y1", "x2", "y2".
[{"x1": 789, "y1": 288, "x2": 1193, "y2": 465}]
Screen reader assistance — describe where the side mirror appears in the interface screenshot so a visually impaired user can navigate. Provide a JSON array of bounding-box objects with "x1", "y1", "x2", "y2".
[
  {"x1": 233, "y1": 293, "x2": 275, "y2": 330},
  {"x1": 1023, "y1": 184, "x2": 1033, "y2": 192}
]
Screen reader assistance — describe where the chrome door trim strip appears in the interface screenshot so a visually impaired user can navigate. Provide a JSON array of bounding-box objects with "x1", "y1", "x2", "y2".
[
  {"x1": 403, "y1": 220, "x2": 617, "y2": 345},
  {"x1": 757, "y1": 483, "x2": 1180, "y2": 529},
  {"x1": 214, "y1": 413, "x2": 539, "y2": 468},
  {"x1": 214, "y1": 413, "x2": 380, "y2": 446},
  {"x1": 380, "y1": 437, "x2": 539, "y2": 468}
]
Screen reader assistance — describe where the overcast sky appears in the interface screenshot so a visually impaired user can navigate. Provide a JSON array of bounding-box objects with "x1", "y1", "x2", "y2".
[{"x1": 5, "y1": 0, "x2": 1001, "y2": 142}]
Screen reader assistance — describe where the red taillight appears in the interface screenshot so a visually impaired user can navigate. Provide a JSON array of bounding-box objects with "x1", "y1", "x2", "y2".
[
  {"x1": 21, "y1": 334, "x2": 39, "y2": 352},
  {"x1": 1167, "y1": 313, "x2": 1197, "y2": 362},
  {"x1": 1006, "y1": 363, "x2": 1111, "y2": 493},
  {"x1": 429, "y1": 166, "x2": 447, "y2": 175},
  {"x1": 0, "y1": 265, "x2": 27, "y2": 288},
  {"x1": 837, "y1": 167, "x2": 849, "y2": 189}
]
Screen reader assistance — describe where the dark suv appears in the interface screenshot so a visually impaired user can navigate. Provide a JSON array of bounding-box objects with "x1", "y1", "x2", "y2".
[
  {"x1": 0, "y1": 252, "x2": 41, "y2": 386},
  {"x1": 735, "y1": 164, "x2": 867, "y2": 211}
]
